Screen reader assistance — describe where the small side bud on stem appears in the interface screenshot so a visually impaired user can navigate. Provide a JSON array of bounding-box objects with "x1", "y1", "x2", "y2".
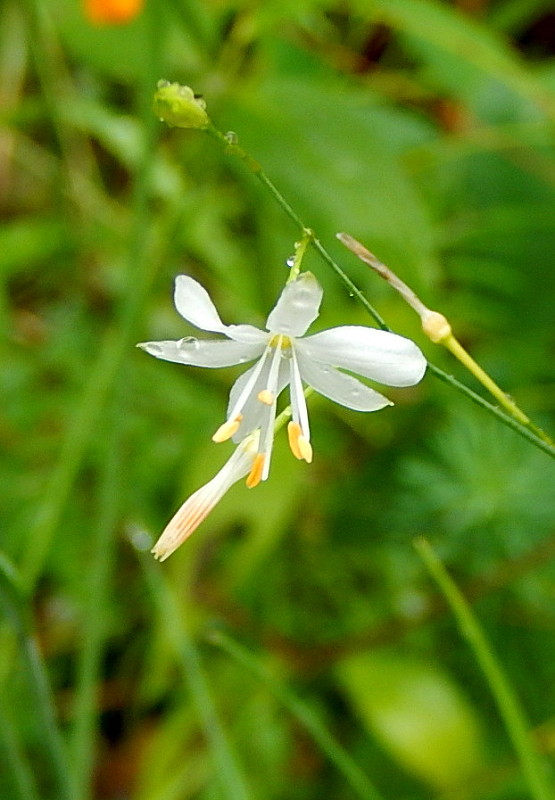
[
  {"x1": 421, "y1": 310, "x2": 452, "y2": 344},
  {"x1": 337, "y1": 231, "x2": 554, "y2": 443}
]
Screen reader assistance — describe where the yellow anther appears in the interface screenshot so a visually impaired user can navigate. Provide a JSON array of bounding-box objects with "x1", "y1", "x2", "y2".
[
  {"x1": 287, "y1": 421, "x2": 313, "y2": 463},
  {"x1": 212, "y1": 414, "x2": 243, "y2": 443},
  {"x1": 257, "y1": 389, "x2": 274, "y2": 405},
  {"x1": 246, "y1": 454, "x2": 265, "y2": 488}
]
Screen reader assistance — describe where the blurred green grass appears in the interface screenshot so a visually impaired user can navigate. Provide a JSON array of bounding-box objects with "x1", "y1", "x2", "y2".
[{"x1": 2, "y1": 0, "x2": 555, "y2": 798}]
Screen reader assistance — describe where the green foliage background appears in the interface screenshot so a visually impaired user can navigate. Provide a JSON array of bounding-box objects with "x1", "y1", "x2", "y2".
[{"x1": 2, "y1": 0, "x2": 555, "y2": 798}]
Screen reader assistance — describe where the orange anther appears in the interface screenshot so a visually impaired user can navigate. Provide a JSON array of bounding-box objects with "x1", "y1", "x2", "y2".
[
  {"x1": 212, "y1": 414, "x2": 242, "y2": 443},
  {"x1": 287, "y1": 421, "x2": 313, "y2": 463},
  {"x1": 246, "y1": 454, "x2": 265, "y2": 488}
]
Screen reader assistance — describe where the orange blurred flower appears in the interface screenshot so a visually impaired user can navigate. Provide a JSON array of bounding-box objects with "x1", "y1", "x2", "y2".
[{"x1": 84, "y1": 0, "x2": 143, "y2": 25}]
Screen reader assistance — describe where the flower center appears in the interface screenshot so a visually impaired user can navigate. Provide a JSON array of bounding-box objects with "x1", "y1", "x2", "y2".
[{"x1": 269, "y1": 333, "x2": 292, "y2": 350}]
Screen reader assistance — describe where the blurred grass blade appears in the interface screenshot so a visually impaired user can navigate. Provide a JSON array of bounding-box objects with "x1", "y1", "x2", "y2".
[
  {"x1": 69, "y1": 7, "x2": 165, "y2": 795},
  {"x1": 21, "y1": 329, "x2": 123, "y2": 589},
  {"x1": 69, "y1": 398, "x2": 122, "y2": 800},
  {"x1": 0, "y1": 554, "x2": 76, "y2": 800},
  {"x1": 414, "y1": 537, "x2": 552, "y2": 800},
  {"x1": 209, "y1": 630, "x2": 386, "y2": 800},
  {"x1": 20, "y1": 0, "x2": 164, "y2": 592},
  {"x1": 139, "y1": 555, "x2": 251, "y2": 800},
  {"x1": 0, "y1": 698, "x2": 39, "y2": 800}
]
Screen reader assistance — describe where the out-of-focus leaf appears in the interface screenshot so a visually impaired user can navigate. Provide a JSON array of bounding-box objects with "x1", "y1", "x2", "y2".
[
  {"x1": 226, "y1": 76, "x2": 439, "y2": 286},
  {"x1": 337, "y1": 650, "x2": 485, "y2": 790},
  {"x1": 61, "y1": 99, "x2": 187, "y2": 201},
  {"x1": 489, "y1": 0, "x2": 555, "y2": 36},
  {"x1": 367, "y1": 0, "x2": 555, "y2": 120},
  {"x1": 392, "y1": 405, "x2": 555, "y2": 569},
  {"x1": 0, "y1": 217, "x2": 72, "y2": 276}
]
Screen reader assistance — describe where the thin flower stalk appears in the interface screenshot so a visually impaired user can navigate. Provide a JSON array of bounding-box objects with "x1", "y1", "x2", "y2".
[{"x1": 337, "y1": 232, "x2": 554, "y2": 446}]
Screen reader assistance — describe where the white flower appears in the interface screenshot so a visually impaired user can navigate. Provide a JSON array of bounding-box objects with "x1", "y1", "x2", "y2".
[
  {"x1": 138, "y1": 272, "x2": 426, "y2": 485},
  {"x1": 151, "y1": 433, "x2": 259, "y2": 560}
]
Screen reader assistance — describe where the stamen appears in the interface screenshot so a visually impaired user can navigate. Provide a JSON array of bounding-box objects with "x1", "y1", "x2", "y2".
[
  {"x1": 226, "y1": 345, "x2": 272, "y2": 423},
  {"x1": 257, "y1": 389, "x2": 274, "y2": 405},
  {"x1": 298, "y1": 436, "x2": 313, "y2": 463},
  {"x1": 246, "y1": 454, "x2": 265, "y2": 488},
  {"x1": 212, "y1": 414, "x2": 243, "y2": 443},
  {"x1": 287, "y1": 421, "x2": 313, "y2": 463}
]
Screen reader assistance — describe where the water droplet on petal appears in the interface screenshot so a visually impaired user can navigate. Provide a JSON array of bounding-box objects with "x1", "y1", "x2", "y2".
[
  {"x1": 286, "y1": 256, "x2": 295, "y2": 268},
  {"x1": 178, "y1": 336, "x2": 199, "y2": 350}
]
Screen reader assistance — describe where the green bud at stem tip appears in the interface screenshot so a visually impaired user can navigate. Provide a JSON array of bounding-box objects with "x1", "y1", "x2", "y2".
[{"x1": 153, "y1": 79, "x2": 209, "y2": 129}]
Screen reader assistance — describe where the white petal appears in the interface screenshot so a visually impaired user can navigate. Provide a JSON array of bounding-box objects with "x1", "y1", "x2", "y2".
[
  {"x1": 266, "y1": 272, "x2": 323, "y2": 337},
  {"x1": 174, "y1": 275, "x2": 229, "y2": 333},
  {"x1": 289, "y1": 348, "x2": 310, "y2": 438},
  {"x1": 173, "y1": 276, "x2": 268, "y2": 343},
  {"x1": 225, "y1": 324, "x2": 269, "y2": 345},
  {"x1": 137, "y1": 338, "x2": 263, "y2": 368},
  {"x1": 258, "y1": 343, "x2": 285, "y2": 480},
  {"x1": 297, "y1": 326, "x2": 427, "y2": 387},
  {"x1": 226, "y1": 349, "x2": 272, "y2": 422},
  {"x1": 151, "y1": 434, "x2": 259, "y2": 561},
  {"x1": 296, "y1": 352, "x2": 393, "y2": 411}
]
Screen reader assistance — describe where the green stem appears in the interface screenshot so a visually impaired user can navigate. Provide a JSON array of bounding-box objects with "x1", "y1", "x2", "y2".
[
  {"x1": 337, "y1": 232, "x2": 553, "y2": 445},
  {"x1": 444, "y1": 334, "x2": 553, "y2": 444},
  {"x1": 139, "y1": 556, "x2": 251, "y2": 800},
  {"x1": 426, "y1": 362, "x2": 555, "y2": 461},
  {"x1": 274, "y1": 387, "x2": 314, "y2": 434},
  {"x1": 414, "y1": 538, "x2": 552, "y2": 800},
  {"x1": 207, "y1": 124, "x2": 388, "y2": 328},
  {"x1": 0, "y1": 555, "x2": 76, "y2": 800},
  {"x1": 287, "y1": 229, "x2": 312, "y2": 283},
  {"x1": 204, "y1": 122, "x2": 555, "y2": 461},
  {"x1": 209, "y1": 630, "x2": 386, "y2": 800}
]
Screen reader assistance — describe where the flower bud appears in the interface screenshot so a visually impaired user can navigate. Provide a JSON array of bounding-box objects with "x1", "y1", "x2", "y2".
[
  {"x1": 153, "y1": 81, "x2": 209, "y2": 129},
  {"x1": 421, "y1": 310, "x2": 452, "y2": 344}
]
